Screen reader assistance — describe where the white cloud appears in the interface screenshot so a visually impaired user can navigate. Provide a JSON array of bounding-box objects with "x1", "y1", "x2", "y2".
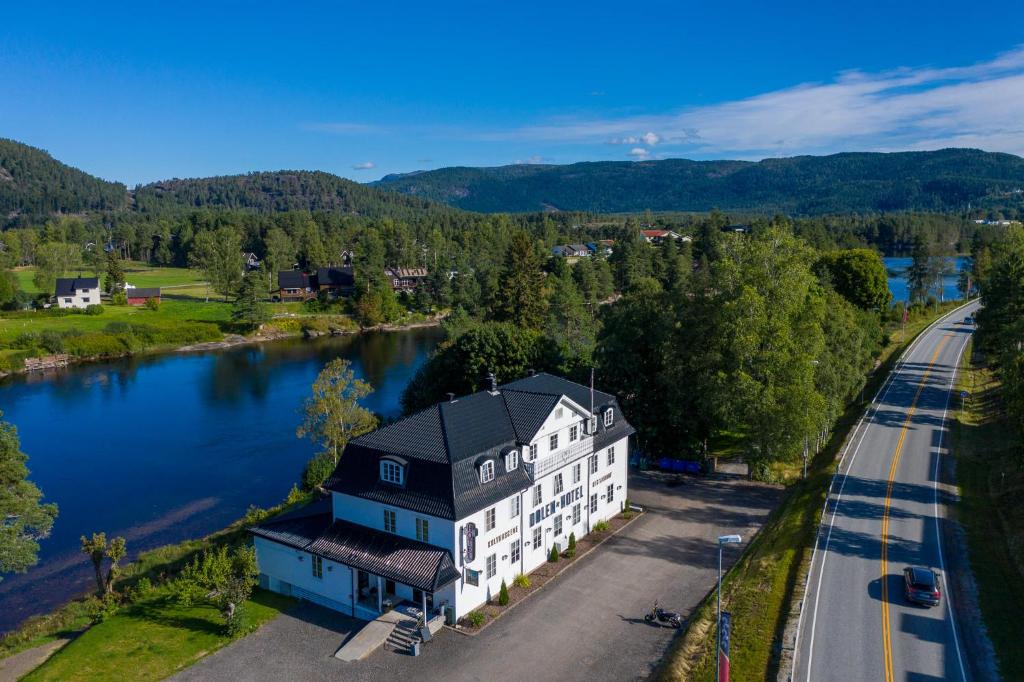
[
  {"x1": 514, "y1": 155, "x2": 546, "y2": 164},
  {"x1": 628, "y1": 148, "x2": 650, "y2": 158},
  {"x1": 351, "y1": 161, "x2": 376, "y2": 170},
  {"x1": 498, "y1": 45, "x2": 1024, "y2": 157}
]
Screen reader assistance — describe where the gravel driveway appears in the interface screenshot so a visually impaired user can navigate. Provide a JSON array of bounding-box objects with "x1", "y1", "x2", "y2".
[{"x1": 173, "y1": 472, "x2": 781, "y2": 682}]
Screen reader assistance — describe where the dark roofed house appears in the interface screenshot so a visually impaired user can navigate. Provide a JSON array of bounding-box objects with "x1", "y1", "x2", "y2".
[
  {"x1": 252, "y1": 372, "x2": 633, "y2": 629},
  {"x1": 55, "y1": 277, "x2": 100, "y2": 309},
  {"x1": 126, "y1": 287, "x2": 161, "y2": 306},
  {"x1": 276, "y1": 271, "x2": 315, "y2": 302},
  {"x1": 317, "y1": 267, "x2": 355, "y2": 297},
  {"x1": 385, "y1": 267, "x2": 428, "y2": 293}
]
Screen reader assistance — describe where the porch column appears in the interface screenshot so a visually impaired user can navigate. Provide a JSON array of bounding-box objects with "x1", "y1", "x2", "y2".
[
  {"x1": 377, "y1": 575, "x2": 383, "y2": 612},
  {"x1": 422, "y1": 589, "x2": 428, "y2": 623},
  {"x1": 350, "y1": 568, "x2": 356, "y2": 617}
]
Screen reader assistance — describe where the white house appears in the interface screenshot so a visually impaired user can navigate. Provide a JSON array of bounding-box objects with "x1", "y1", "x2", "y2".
[
  {"x1": 54, "y1": 277, "x2": 101, "y2": 309},
  {"x1": 251, "y1": 372, "x2": 633, "y2": 624}
]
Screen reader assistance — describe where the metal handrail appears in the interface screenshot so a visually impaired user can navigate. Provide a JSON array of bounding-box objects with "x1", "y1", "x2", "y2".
[{"x1": 525, "y1": 436, "x2": 594, "y2": 478}]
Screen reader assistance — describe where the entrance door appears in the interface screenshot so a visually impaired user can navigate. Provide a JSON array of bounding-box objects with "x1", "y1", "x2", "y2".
[{"x1": 357, "y1": 570, "x2": 369, "y2": 599}]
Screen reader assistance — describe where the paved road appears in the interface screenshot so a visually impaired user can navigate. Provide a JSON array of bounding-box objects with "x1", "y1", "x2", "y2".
[
  {"x1": 794, "y1": 302, "x2": 980, "y2": 682},
  {"x1": 173, "y1": 473, "x2": 781, "y2": 682}
]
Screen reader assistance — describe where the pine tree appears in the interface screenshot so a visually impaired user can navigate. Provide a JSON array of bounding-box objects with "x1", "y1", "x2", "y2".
[
  {"x1": 493, "y1": 230, "x2": 548, "y2": 329},
  {"x1": 0, "y1": 413, "x2": 57, "y2": 578},
  {"x1": 231, "y1": 272, "x2": 270, "y2": 329},
  {"x1": 498, "y1": 579, "x2": 510, "y2": 605},
  {"x1": 105, "y1": 249, "x2": 125, "y2": 294}
]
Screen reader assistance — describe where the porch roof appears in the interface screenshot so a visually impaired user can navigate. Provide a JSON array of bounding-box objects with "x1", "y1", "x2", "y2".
[{"x1": 251, "y1": 501, "x2": 460, "y2": 593}]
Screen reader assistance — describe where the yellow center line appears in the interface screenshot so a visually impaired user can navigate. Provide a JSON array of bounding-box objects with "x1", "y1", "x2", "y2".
[{"x1": 880, "y1": 335, "x2": 951, "y2": 682}]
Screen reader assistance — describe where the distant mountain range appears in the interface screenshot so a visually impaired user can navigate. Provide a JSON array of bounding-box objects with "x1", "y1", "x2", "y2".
[
  {"x1": 373, "y1": 149, "x2": 1024, "y2": 214},
  {"x1": 4, "y1": 138, "x2": 1024, "y2": 224}
]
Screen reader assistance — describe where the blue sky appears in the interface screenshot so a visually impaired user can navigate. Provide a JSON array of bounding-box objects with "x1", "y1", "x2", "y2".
[{"x1": 2, "y1": 1, "x2": 1023, "y2": 185}]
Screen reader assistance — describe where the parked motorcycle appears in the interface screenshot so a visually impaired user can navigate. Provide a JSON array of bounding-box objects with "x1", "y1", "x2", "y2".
[{"x1": 644, "y1": 601, "x2": 682, "y2": 628}]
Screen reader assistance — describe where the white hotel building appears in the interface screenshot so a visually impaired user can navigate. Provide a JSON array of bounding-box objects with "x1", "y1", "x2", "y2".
[{"x1": 252, "y1": 372, "x2": 633, "y2": 622}]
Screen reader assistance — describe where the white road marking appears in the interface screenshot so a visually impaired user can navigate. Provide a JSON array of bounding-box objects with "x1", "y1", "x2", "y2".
[{"x1": 798, "y1": 302, "x2": 975, "y2": 681}]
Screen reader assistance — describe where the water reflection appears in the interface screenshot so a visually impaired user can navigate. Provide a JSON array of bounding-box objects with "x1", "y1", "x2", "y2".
[{"x1": 0, "y1": 326, "x2": 443, "y2": 633}]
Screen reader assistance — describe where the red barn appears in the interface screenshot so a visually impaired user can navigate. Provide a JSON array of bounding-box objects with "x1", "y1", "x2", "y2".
[{"x1": 127, "y1": 287, "x2": 161, "y2": 306}]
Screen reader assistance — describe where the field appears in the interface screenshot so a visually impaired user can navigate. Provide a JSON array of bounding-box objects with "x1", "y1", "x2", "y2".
[
  {"x1": 12, "y1": 263, "x2": 207, "y2": 298},
  {"x1": 951, "y1": 343, "x2": 1024, "y2": 679},
  {"x1": 662, "y1": 301, "x2": 967, "y2": 681}
]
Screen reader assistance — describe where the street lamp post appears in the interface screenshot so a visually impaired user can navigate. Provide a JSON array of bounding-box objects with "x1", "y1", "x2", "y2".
[{"x1": 717, "y1": 534, "x2": 742, "y2": 682}]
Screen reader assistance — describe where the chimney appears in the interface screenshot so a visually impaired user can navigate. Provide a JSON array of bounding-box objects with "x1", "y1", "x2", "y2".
[
  {"x1": 447, "y1": 392, "x2": 456, "y2": 403},
  {"x1": 488, "y1": 373, "x2": 498, "y2": 394}
]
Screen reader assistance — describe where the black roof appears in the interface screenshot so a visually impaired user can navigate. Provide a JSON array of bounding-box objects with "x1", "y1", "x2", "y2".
[
  {"x1": 55, "y1": 277, "x2": 99, "y2": 297},
  {"x1": 127, "y1": 287, "x2": 161, "y2": 298},
  {"x1": 317, "y1": 267, "x2": 354, "y2": 288},
  {"x1": 251, "y1": 499, "x2": 460, "y2": 592},
  {"x1": 326, "y1": 373, "x2": 633, "y2": 520},
  {"x1": 278, "y1": 271, "x2": 310, "y2": 289}
]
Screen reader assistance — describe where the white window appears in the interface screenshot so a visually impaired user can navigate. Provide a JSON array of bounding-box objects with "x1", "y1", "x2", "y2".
[
  {"x1": 604, "y1": 408, "x2": 614, "y2": 427},
  {"x1": 529, "y1": 443, "x2": 538, "y2": 460},
  {"x1": 416, "y1": 517, "x2": 429, "y2": 542},
  {"x1": 590, "y1": 493, "x2": 598, "y2": 514},
  {"x1": 589, "y1": 454, "x2": 598, "y2": 475},
  {"x1": 532, "y1": 484, "x2": 542, "y2": 507},
  {"x1": 64, "y1": 298, "x2": 72, "y2": 304},
  {"x1": 510, "y1": 495, "x2": 520, "y2": 518},
  {"x1": 480, "y1": 460, "x2": 495, "y2": 483},
  {"x1": 553, "y1": 473, "x2": 564, "y2": 495},
  {"x1": 311, "y1": 555, "x2": 323, "y2": 579},
  {"x1": 506, "y1": 450, "x2": 519, "y2": 471},
  {"x1": 607, "y1": 446, "x2": 615, "y2": 466},
  {"x1": 510, "y1": 539, "x2": 520, "y2": 565},
  {"x1": 555, "y1": 407, "x2": 564, "y2": 419},
  {"x1": 572, "y1": 462, "x2": 581, "y2": 484},
  {"x1": 572, "y1": 503, "x2": 581, "y2": 525},
  {"x1": 485, "y1": 507, "x2": 496, "y2": 531},
  {"x1": 550, "y1": 433, "x2": 558, "y2": 451},
  {"x1": 384, "y1": 509, "x2": 396, "y2": 534},
  {"x1": 533, "y1": 526, "x2": 542, "y2": 549},
  {"x1": 82, "y1": 297, "x2": 91, "y2": 303},
  {"x1": 607, "y1": 483, "x2": 615, "y2": 504},
  {"x1": 554, "y1": 515, "x2": 562, "y2": 537},
  {"x1": 486, "y1": 553, "x2": 497, "y2": 579},
  {"x1": 569, "y1": 424, "x2": 578, "y2": 442},
  {"x1": 380, "y1": 459, "x2": 404, "y2": 485}
]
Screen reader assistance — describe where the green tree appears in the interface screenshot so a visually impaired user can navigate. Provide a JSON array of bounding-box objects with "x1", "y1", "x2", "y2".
[
  {"x1": 907, "y1": 234, "x2": 932, "y2": 304},
  {"x1": 498, "y1": 579, "x2": 510, "y2": 605},
  {"x1": 104, "y1": 249, "x2": 125, "y2": 294},
  {"x1": 231, "y1": 272, "x2": 270, "y2": 329},
  {"x1": 297, "y1": 359, "x2": 378, "y2": 465},
  {"x1": 0, "y1": 413, "x2": 57, "y2": 579},
  {"x1": 79, "y1": 532, "x2": 126, "y2": 596},
  {"x1": 263, "y1": 227, "x2": 295, "y2": 276},
  {"x1": 174, "y1": 544, "x2": 258, "y2": 635},
  {"x1": 190, "y1": 227, "x2": 244, "y2": 301},
  {"x1": 492, "y1": 230, "x2": 548, "y2": 329},
  {"x1": 33, "y1": 241, "x2": 81, "y2": 294},
  {"x1": 814, "y1": 248, "x2": 892, "y2": 310},
  {"x1": 0, "y1": 269, "x2": 19, "y2": 309}
]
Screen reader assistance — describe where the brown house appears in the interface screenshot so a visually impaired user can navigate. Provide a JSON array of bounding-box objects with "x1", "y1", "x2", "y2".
[
  {"x1": 385, "y1": 267, "x2": 428, "y2": 292},
  {"x1": 126, "y1": 287, "x2": 161, "y2": 306}
]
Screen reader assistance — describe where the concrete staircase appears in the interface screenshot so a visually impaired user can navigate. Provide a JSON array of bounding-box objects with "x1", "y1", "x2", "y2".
[{"x1": 385, "y1": 617, "x2": 421, "y2": 652}]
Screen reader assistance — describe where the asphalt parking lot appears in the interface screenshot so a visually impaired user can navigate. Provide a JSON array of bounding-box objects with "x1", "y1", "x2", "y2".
[{"x1": 173, "y1": 471, "x2": 781, "y2": 682}]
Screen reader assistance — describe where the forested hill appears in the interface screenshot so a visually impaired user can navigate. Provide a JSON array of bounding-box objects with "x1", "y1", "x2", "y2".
[
  {"x1": 133, "y1": 171, "x2": 451, "y2": 219},
  {"x1": 0, "y1": 139, "x2": 129, "y2": 220},
  {"x1": 373, "y1": 149, "x2": 1024, "y2": 215}
]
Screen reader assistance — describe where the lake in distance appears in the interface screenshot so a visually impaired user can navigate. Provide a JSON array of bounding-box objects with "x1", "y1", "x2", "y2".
[{"x1": 0, "y1": 327, "x2": 443, "y2": 633}]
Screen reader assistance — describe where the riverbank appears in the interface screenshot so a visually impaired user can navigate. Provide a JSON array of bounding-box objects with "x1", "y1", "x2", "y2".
[
  {"x1": 660, "y1": 300, "x2": 968, "y2": 681},
  {"x1": 0, "y1": 301, "x2": 443, "y2": 380}
]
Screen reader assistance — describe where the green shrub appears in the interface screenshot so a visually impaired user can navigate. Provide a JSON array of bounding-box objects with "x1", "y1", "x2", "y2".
[
  {"x1": 144, "y1": 297, "x2": 160, "y2": 311},
  {"x1": 64, "y1": 333, "x2": 129, "y2": 358},
  {"x1": 128, "y1": 577, "x2": 153, "y2": 602},
  {"x1": 498, "y1": 580, "x2": 509, "y2": 606},
  {"x1": 85, "y1": 304, "x2": 104, "y2": 315},
  {"x1": 565, "y1": 532, "x2": 577, "y2": 558},
  {"x1": 548, "y1": 545, "x2": 559, "y2": 563},
  {"x1": 513, "y1": 573, "x2": 530, "y2": 589},
  {"x1": 593, "y1": 520, "x2": 610, "y2": 533},
  {"x1": 301, "y1": 452, "x2": 336, "y2": 491},
  {"x1": 465, "y1": 611, "x2": 486, "y2": 628},
  {"x1": 111, "y1": 291, "x2": 128, "y2": 306}
]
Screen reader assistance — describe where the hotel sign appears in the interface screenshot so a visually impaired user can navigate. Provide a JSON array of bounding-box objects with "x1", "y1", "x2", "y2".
[{"x1": 487, "y1": 526, "x2": 519, "y2": 548}]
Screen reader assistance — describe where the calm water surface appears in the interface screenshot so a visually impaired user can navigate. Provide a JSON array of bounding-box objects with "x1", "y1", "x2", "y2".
[
  {"x1": 0, "y1": 327, "x2": 442, "y2": 633},
  {"x1": 883, "y1": 255, "x2": 971, "y2": 303}
]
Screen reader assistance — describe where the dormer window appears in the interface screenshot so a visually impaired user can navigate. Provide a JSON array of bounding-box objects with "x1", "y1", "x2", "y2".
[
  {"x1": 603, "y1": 408, "x2": 614, "y2": 427},
  {"x1": 479, "y1": 459, "x2": 495, "y2": 483},
  {"x1": 506, "y1": 450, "x2": 519, "y2": 471},
  {"x1": 380, "y1": 458, "x2": 405, "y2": 485}
]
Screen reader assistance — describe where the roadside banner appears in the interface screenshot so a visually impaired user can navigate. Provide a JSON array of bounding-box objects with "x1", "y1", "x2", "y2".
[{"x1": 719, "y1": 611, "x2": 732, "y2": 682}]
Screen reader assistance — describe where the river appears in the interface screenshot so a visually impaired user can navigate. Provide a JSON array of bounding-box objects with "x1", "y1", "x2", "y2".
[{"x1": 0, "y1": 327, "x2": 443, "y2": 633}]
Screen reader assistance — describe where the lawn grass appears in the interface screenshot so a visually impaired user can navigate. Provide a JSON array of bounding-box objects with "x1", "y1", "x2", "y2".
[
  {"x1": 661, "y1": 301, "x2": 969, "y2": 681},
  {"x1": 21, "y1": 588, "x2": 292, "y2": 682},
  {"x1": 951, "y1": 342, "x2": 1024, "y2": 679},
  {"x1": 11, "y1": 263, "x2": 206, "y2": 297}
]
